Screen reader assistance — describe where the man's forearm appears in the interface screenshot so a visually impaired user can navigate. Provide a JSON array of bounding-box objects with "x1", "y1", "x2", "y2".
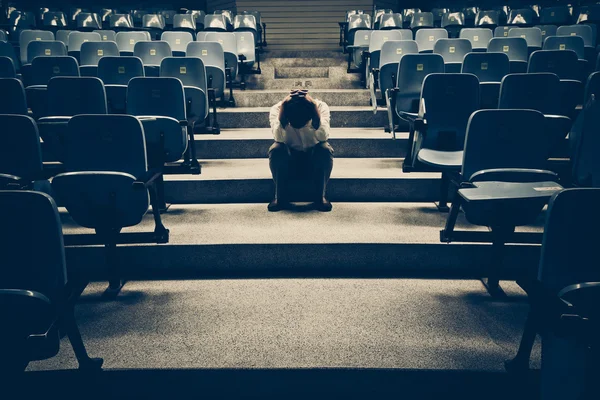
[{"x1": 311, "y1": 102, "x2": 321, "y2": 130}]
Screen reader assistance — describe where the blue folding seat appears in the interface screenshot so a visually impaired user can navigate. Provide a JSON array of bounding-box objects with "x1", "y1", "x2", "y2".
[
  {"x1": 132, "y1": 10, "x2": 148, "y2": 27},
  {"x1": 235, "y1": 31, "x2": 261, "y2": 79},
  {"x1": 544, "y1": 35, "x2": 587, "y2": 77},
  {"x1": 9, "y1": 11, "x2": 36, "y2": 41},
  {"x1": 95, "y1": 8, "x2": 114, "y2": 29},
  {"x1": 133, "y1": 41, "x2": 172, "y2": 77},
  {"x1": 0, "y1": 190, "x2": 104, "y2": 370},
  {"x1": 462, "y1": 7, "x2": 479, "y2": 27},
  {"x1": 540, "y1": 6, "x2": 572, "y2": 25},
  {"x1": 196, "y1": 32, "x2": 210, "y2": 42},
  {"x1": 402, "y1": 9, "x2": 421, "y2": 29},
  {"x1": 173, "y1": 14, "x2": 198, "y2": 36},
  {"x1": 392, "y1": 29, "x2": 413, "y2": 40},
  {"x1": 19, "y1": 30, "x2": 54, "y2": 65},
  {"x1": 462, "y1": 52, "x2": 509, "y2": 109},
  {"x1": 241, "y1": 10, "x2": 265, "y2": 46},
  {"x1": 97, "y1": 56, "x2": 145, "y2": 113},
  {"x1": 490, "y1": 6, "x2": 510, "y2": 25},
  {"x1": 373, "y1": 10, "x2": 392, "y2": 30},
  {"x1": 162, "y1": 31, "x2": 193, "y2": 57},
  {"x1": 365, "y1": 30, "x2": 402, "y2": 87},
  {"x1": 160, "y1": 10, "x2": 178, "y2": 28},
  {"x1": 346, "y1": 14, "x2": 371, "y2": 52},
  {"x1": 459, "y1": 28, "x2": 492, "y2": 51},
  {"x1": 67, "y1": 31, "x2": 101, "y2": 61},
  {"x1": 0, "y1": 78, "x2": 28, "y2": 115},
  {"x1": 42, "y1": 11, "x2": 68, "y2": 34},
  {"x1": 52, "y1": 114, "x2": 169, "y2": 294},
  {"x1": 79, "y1": 41, "x2": 119, "y2": 77},
  {"x1": 494, "y1": 26, "x2": 511, "y2": 38},
  {"x1": 26, "y1": 56, "x2": 80, "y2": 118},
  {"x1": 26, "y1": 40, "x2": 66, "y2": 64},
  {"x1": 441, "y1": 12, "x2": 464, "y2": 38},
  {"x1": 475, "y1": 10, "x2": 500, "y2": 29},
  {"x1": 508, "y1": 8, "x2": 536, "y2": 26},
  {"x1": 37, "y1": 77, "x2": 107, "y2": 161},
  {"x1": 143, "y1": 14, "x2": 166, "y2": 40},
  {"x1": 186, "y1": 42, "x2": 227, "y2": 104},
  {"x1": 187, "y1": 10, "x2": 206, "y2": 31},
  {"x1": 508, "y1": 27, "x2": 543, "y2": 54},
  {"x1": 204, "y1": 14, "x2": 228, "y2": 32},
  {"x1": 399, "y1": 73, "x2": 480, "y2": 210},
  {"x1": 68, "y1": 8, "x2": 87, "y2": 28},
  {"x1": 0, "y1": 56, "x2": 16, "y2": 78},
  {"x1": 431, "y1": 8, "x2": 449, "y2": 28},
  {"x1": 76, "y1": 12, "x2": 101, "y2": 31},
  {"x1": 487, "y1": 37, "x2": 529, "y2": 72},
  {"x1": 0, "y1": 42, "x2": 20, "y2": 73},
  {"x1": 410, "y1": 12, "x2": 434, "y2": 31},
  {"x1": 214, "y1": 10, "x2": 234, "y2": 31},
  {"x1": 379, "y1": 13, "x2": 402, "y2": 30},
  {"x1": 93, "y1": 30, "x2": 116, "y2": 42},
  {"x1": 55, "y1": 29, "x2": 73, "y2": 47},
  {"x1": 373, "y1": 40, "x2": 419, "y2": 107},
  {"x1": 109, "y1": 13, "x2": 134, "y2": 31},
  {"x1": 536, "y1": 25, "x2": 557, "y2": 43},
  {"x1": 115, "y1": 31, "x2": 150, "y2": 56},
  {"x1": 433, "y1": 38, "x2": 472, "y2": 72},
  {"x1": 205, "y1": 32, "x2": 239, "y2": 85},
  {"x1": 557, "y1": 24, "x2": 596, "y2": 72},
  {"x1": 584, "y1": 71, "x2": 600, "y2": 102},
  {"x1": 346, "y1": 30, "x2": 371, "y2": 72},
  {"x1": 415, "y1": 28, "x2": 448, "y2": 53},
  {"x1": 233, "y1": 14, "x2": 260, "y2": 47}
]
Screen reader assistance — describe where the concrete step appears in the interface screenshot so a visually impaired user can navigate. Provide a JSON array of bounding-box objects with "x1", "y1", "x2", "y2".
[
  {"x1": 232, "y1": 89, "x2": 371, "y2": 107},
  {"x1": 274, "y1": 67, "x2": 330, "y2": 79},
  {"x1": 164, "y1": 158, "x2": 441, "y2": 204},
  {"x1": 61, "y1": 202, "x2": 544, "y2": 280},
  {"x1": 267, "y1": 57, "x2": 347, "y2": 68},
  {"x1": 244, "y1": 66, "x2": 362, "y2": 90},
  {"x1": 195, "y1": 128, "x2": 407, "y2": 159},
  {"x1": 216, "y1": 106, "x2": 388, "y2": 128}
]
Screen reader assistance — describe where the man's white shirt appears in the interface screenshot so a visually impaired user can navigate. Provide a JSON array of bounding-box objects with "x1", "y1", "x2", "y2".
[{"x1": 269, "y1": 99, "x2": 331, "y2": 152}]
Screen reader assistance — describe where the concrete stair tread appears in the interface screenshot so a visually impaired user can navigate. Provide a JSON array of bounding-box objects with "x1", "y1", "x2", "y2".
[
  {"x1": 232, "y1": 89, "x2": 370, "y2": 94},
  {"x1": 218, "y1": 106, "x2": 386, "y2": 112},
  {"x1": 167, "y1": 158, "x2": 434, "y2": 181},
  {"x1": 196, "y1": 128, "x2": 407, "y2": 141},
  {"x1": 60, "y1": 202, "x2": 544, "y2": 246}
]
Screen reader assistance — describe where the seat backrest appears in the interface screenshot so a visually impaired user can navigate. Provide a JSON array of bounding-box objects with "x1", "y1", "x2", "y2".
[
  {"x1": 0, "y1": 42, "x2": 20, "y2": 71},
  {"x1": 97, "y1": 56, "x2": 145, "y2": 85},
  {"x1": 536, "y1": 24, "x2": 558, "y2": 42},
  {"x1": 76, "y1": 12, "x2": 101, "y2": 29},
  {"x1": 0, "y1": 115, "x2": 43, "y2": 180},
  {"x1": 396, "y1": 53, "x2": 445, "y2": 113},
  {"x1": 127, "y1": 76, "x2": 186, "y2": 121},
  {"x1": 544, "y1": 35, "x2": 585, "y2": 59},
  {"x1": 538, "y1": 188, "x2": 600, "y2": 293},
  {"x1": 173, "y1": 14, "x2": 196, "y2": 30},
  {"x1": 115, "y1": 31, "x2": 149, "y2": 53},
  {"x1": 540, "y1": 6, "x2": 572, "y2": 25},
  {"x1": 235, "y1": 31, "x2": 255, "y2": 58},
  {"x1": 0, "y1": 78, "x2": 28, "y2": 114},
  {"x1": 585, "y1": 71, "x2": 600, "y2": 102},
  {"x1": 528, "y1": 49, "x2": 579, "y2": 80},
  {"x1": 20, "y1": 30, "x2": 54, "y2": 63},
  {"x1": 186, "y1": 41, "x2": 225, "y2": 70},
  {"x1": 392, "y1": 29, "x2": 413, "y2": 40},
  {"x1": 80, "y1": 41, "x2": 119, "y2": 66},
  {"x1": 508, "y1": 8, "x2": 535, "y2": 25},
  {"x1": 188, "y1": 10, "x2": 206, "y2": 27},
  {"x1": 462, "y1": 52, "x2": 509, "y2": 82},
  {"x1": 379, "y1": 13, "x2": 402, "y2": 30},
  {"x1": 432, "y1": 8, "x2": 449, "y2": 24},
  {"x1": 30, "y1": 55, "x2": 80, "y2": 85},
  {"x1": 160, "y1": 57, "x2": 207, "y2": 91},
  {"x1": 161, "y1": 31, "x2": 194, "y2": 53},
  {"x1": 419, "y1": 73, "x2": 480, "y2": 150},
  {"x1": 143, "y1": 14, "x2": 166, "y2": 29},
  {"x1": 410, "y1": 12, "x2": 434, "y2": 28},
  {"x1": 64, "y1": 114, "x2": 148, "y2": 178},
  {"x1": 475, "y1": 10, "x2": 500, "y2": 27},
  {"x1": 380, "y1": 40, "x2": 418, "y2": 66},
  {"x1": 234, "y1": 14, "x2": 257, "y2": 31},
  {"x1": 205, "y1": 32, "x2": 237, "y2": 54},
  {"x1": 43, "y1": 11, "x2": 67, "y2": 27},
  {"x1": 415, "y1": 28, "x2": 448, "y2": 52},
  {"x1": 498, "y1": 72, "x2": 561, "y2": 114},
  {"x1": 0, "y1": 56, "x2": 16, "y2": 78},
  {"x1": 348, "y1": 13, "x2": 371, "y2": 32},
  {"x1": 459, "y1": 28, "x2": 493, "y2": 49},
  {"x1": 403, "y1": 8, "x2": 421, "y2": 23},
  {"x1": 204, "y1": 14, "x2": 227, "y2": 31},
  {"x1": 508, "y1": 27, "x2": 543, "y2": 47},
  {"x1": 160, "y1": 10, "x2": 177, "y2": 25},
  {"x1": 433, "y1": 38, "x2": 472, "y2": 63},
  {"x1": 461, "y1": 109, "x2": 548, "y2": 179},
  {"x1": 0, "y1": 190, "x2": 67, "y2": 300},
  {"x1": 132, "y1": 10, "x2": 148, "y2": 26},
  {"x1": 133, "y1": 41, "x2": 172, "y2": 66},
  {"x1": 494, "y1": 26, "x2": 511, "y2": 37},
  {"x1": 94, "y1": 30, "x2": 117, "y2": 42},
  {"x1": 352, "y1": 30, "x2": 372, "y2": 47},
  {"x1": 110, "y1": 13, "x2": 134, "y2": 28},
  {"x1": 55, "y1": 30, "x2": 73, "y2": 47},
  {"x1": 441, "y1": 12, "x2": 464, "y2": 27},
  {"x1": 487, "y1": 37, "x2": 528, "y2": 61},
  {"x1": 557, "y1": 24, "x2": 594, "y2": 47},
  {"x1": 47, "y1": 76, "x2": 107, "y2": 116},
  {"x1": 27, "y1": 40, "x2": 66, "y2": 64},
  {"x1": 68, "y1": 31, "x2": 102, "y2": 52}
]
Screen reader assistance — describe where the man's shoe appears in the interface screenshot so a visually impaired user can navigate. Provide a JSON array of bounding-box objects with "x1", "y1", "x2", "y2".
[
  {"x1": 268, "y1": 199, "x2": 288, "y2": 212},
  {"x1": 314, "y1": 198, "x2": 332, "y2": 212}
]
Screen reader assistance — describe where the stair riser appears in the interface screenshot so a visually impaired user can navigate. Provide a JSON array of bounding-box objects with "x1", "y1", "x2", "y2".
[
  {"x1": 164, "y1": 178, "x2": 441, "y2": 204},
  {"x1": 232, "y1": 90, "x2": 370, "y2": 107},
  {"x1": 268, "y1": 58, "x2": 347, "y2": 68},
  {"x1": 274, "y1": 67, "x2": 330, "y2": 79}
]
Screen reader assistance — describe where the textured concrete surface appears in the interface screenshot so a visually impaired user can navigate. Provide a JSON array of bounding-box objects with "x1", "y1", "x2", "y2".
[
  {"x1": 274, "y1": 66, "x2": 330, "y2": 78},
  {"x1": 27, "y1": 279, "x2": 541, "y2": 371},
  {"x1": 232, "y1": 89, "x2": 371, "y2": 107}
]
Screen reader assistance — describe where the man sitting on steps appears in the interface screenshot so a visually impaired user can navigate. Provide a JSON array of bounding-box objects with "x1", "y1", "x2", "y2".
[{"x1": 268, "y1": 89, "x2": 334, "y2": 212}]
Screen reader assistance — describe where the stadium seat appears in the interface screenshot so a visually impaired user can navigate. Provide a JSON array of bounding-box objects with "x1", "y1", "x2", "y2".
[
  {"x1": 459, "y1": 28, "x2": 492, "y2": 51},
  {"x1": 196, "y1": 32, "x2": 210, "y2": 42},
  {"x1": 240, "y1": 10, "x2": 265, "y2": 46},
  {"x1": 372, "y1": 40, "x2": 419, "y2": 107},
  {"x1": 373, "y1": 10, "x2": 392, "y2": 30},
  {"x1": 143, "y1": 14, "x2": 166, "y2": 40},
  {"x1": 132, "y1": 10, "x2": 148, "y2": 27},
  {"x1": 433, "y1": 38, "x2": 472, "y2": 72},
  {"x1": 68, "y1": 8, "x2": 88, "y2": 28},
  {"x1": 386, "y1": 54, "x2": 445, "y2": 134},
  {"x1": 214, "y1": 10, "x2": 234, "y2": 31},
  {"x1": 400, "y1": 73, "x2": 480, "y2": 210},
  {"x1": 234, "y1": 14, "x2": 260, "y2": 47},
  {"x1": 431, "y1": 8, "x2": 449, "y2": 28},
  {"x1": 508, "y1": 8, "x2": 536, "y2": 26},
  {"x1": 162, "y1": 31, "x2": 193, "y2": 57},
  {"x1": 205, "y1": 32, "x2": 239, "y2": 87},
  {"x1": 235, "y1": 31, "x2": 261, "y2": 80},
  {"x1": 494, "y1": 26, "x2": 511, "y2": 38},
  {"x1": 544, "y1": 35, "x2": 587, "y2": 77},
  {"x1": 402, "y1": 9, "x2": 421, "y2": 29},
  {"x1": 508, "y1": 27, "x2": 543, "y2": 54},
  {"x1": 475, "y1": 10, "x2": 500, "y2": 29},
  {"x1": 0, "y1": 78, "x2": 28, "y2": 114},
  {"x1": 109, "y1": 13, "x2": 134, "y2": 30},
  {"x1": 76, "y1": 12, "x2": 101, "y2": 31},
  {"x1": 52, "y1": 114, "x2": 169, "y2": 295},
  {"x1": 379, "y1": 13, "x2": 402, "y2": 30},
  {"x1": 410, "y1": 12, "x2": 434, "y2": 31},
  {"x1": 67, "y1": 31, "x2": 102, "y2": 61},
  {"x1": 441, "y1": 12, "x2": 464, "y2": 38},
  {"x1": 0, "y1": 190, "x2": 103, "y2": 371},
  {"x1": 536, "y1": 24, "x2": 558, "y2": 43},
  {"x1": 93, "y1": 29, "x2": 116, "y2": 42},
  {"x1": 97, "y1": 56, "x2": 145, "y2": 113},
  {"x1": 79, "y1": 41, "x2": 119, "y2": 76},
  {"x1": 160, "y1": 10, "x2": 177, "y2": 28},
  {"x1": 8, "y1": 11, "x2": 36, "y2": 42},
  {"x1": 115, "y1": 31, "x2": 150, "y2": 56},
  {"x1": 393, "y1": 29, "x2": 413, "y2": 40},
  {"x1": 26, "y1": 40, "x2": 67, "y2": 64},
  {"x1": 557, "y1": 24, "x2": 596, "y2": 71},
  {"x1": 487, "y1": 37, "x2": 529, "y2": 72},
  {"x1": 415, "y1": 28, "x2": 448, "y2": 53},
  {"x1": 462, "y1": 52, "x2": 509, "y2": 109},
  {"x1": 0, "y1": 41, "x2": 20, "y2": 73},
  {"x1": 173, "y1": 14, "x2": 197, "y2": 36},
  {"x1": 346, "y1": 14, "x2": 371, "y2": 52},
  {"x1": 490, "y1": 6, "x2": 510, "y2": 25},
  {"x1": 585, "y1": 71, "x2": 600, "y2": 102},
  {"x1": 528, "y1": 49, "x2": 580, "y2": 80},
  {"x1": 133, "y1": 40, "x2": 172, "y2": 77},
  {"x1": 462, "y1": 7, "x2": 479, "y2": 27},
  {"x1": 95, "y1": 8, "x2": 114, "y2": 29},
  {"x1": 186, "y1": 42, "x2": 227, "y2": 104},
  {"x1": 55, "y1": 29, "x2": 73, "y2": 47},
  {"x1": 204, "y1": 14, "x2": 228, "y2": 32},
  {"x1": 20, "y1": 30, "x2": 54, "y2": 65},
  {"x1": 346, "y1": 30, "x2": 371, "y2": 72},
  {"x1": 0, "y1": 56, "x2": 16, "y2": 78},
  {"x1": 440, "y1": 109, "x2": 562, "y2": 295},
  {"x1": 570, "y1": 76, "x2": 600, "y2": 186},
  {"x1": 42, "y1": 11, "x2": 68, "y2": 33},
  {"x1": 37, "y1": 77, "x2": 107, "y2": 161},
  {"x1": 540, "y1": 6, "x2": 572, "y2": 25},
  {"x1": 364, "y1": 30, "x2": 402, "y2": 87},
  {"x1": 187, "y1": 10, "x2": 206, "y2": 31}
]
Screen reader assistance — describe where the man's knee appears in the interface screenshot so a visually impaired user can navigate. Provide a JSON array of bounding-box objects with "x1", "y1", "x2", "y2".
[
  {"x1": 313, "y1": 142, "x2": 334, "y2": 164},
  {"x1": 268, "y1": 142, "x2": 289, "y2": 159}
]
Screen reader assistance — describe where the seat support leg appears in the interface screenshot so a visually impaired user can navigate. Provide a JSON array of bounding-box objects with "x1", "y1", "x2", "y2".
[
  {"x1": 225, "y1": 68, "x2": 235, "y2": 107},
  {"x1": 440, "y1": 197, "x2": 462, "y2": 242},
  {"x1": 62, "y1": 307, "x2": 103, "y2": 370},
  {"x1": 481, "y1": 226, "x2": 514, "y2": 297},
  {"x1": 436, "y1": 172, "x2": 451, "y2": 212},
  {"x1": 505, "y1": 310, "x2": 537, "y2": 373},
  {"x1": 103, "y1": 237, "x2": 123, "y2": 298}
]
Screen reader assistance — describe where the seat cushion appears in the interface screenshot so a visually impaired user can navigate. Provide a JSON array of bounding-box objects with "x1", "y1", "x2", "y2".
[{"x1": 417, "y1": 149, "x2": 463, "y2": 169}]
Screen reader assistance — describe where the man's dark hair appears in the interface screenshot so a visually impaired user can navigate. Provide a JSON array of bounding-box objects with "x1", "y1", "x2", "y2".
[{"x1": 284, "y1": 97, "x2": 314, "y2": 129}]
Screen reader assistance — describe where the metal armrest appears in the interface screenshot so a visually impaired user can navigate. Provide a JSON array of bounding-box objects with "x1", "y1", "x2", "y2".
[
  {"x1": 469, "y1": 168, "x2": 559, "y2": 183},
  {"x1": 0, "y1": 289, "x2": 57, "y2": 341}
]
